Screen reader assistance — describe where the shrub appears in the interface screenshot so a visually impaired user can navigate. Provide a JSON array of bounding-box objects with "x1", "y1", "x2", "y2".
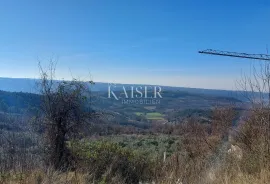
[{"x1": 70, "y1": 140, "x2": 155, "y2": 183}]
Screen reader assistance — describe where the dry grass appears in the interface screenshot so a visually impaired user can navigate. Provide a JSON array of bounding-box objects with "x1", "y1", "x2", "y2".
[
  {"x1": 0, "y1": 168, "x2": 88, "y2": 184},
  {"x1": 2, "y1": 169, "x2": 270, "y2": 184},
  {"x1": 2, "y1": 108, "x2": 270, "y2": 184}
]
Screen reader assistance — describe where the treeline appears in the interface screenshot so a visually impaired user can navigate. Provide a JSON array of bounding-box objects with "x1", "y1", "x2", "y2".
[{"x1": 0, "y1": 90, "x2": 40, "y2": 113}]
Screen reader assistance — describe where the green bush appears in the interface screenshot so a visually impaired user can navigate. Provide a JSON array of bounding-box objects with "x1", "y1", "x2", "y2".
[{"x1": 70, "y1": 140, "x2": 156, "y2": 183}]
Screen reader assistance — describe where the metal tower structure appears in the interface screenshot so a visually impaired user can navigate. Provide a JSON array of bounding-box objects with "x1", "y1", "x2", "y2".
[{"x1": 199, "y1": 49, "x2": 270, "y2": 61}]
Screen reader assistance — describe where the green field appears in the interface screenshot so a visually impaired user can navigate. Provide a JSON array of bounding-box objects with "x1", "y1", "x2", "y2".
[{"x1": 135, "y1": 112, "x2": 164, "y2": 120}]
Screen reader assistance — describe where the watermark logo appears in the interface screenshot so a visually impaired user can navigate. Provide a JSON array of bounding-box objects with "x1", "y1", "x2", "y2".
[{"x1": 108, "y1": 83, "x2": 162, "y2": 105}]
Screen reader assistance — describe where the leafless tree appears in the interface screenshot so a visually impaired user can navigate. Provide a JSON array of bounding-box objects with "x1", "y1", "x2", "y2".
[
  {"x1": 38, "y1": 61, "x2": 95, "y2": 170},
  {"x1": 237, "y1": 62, "x2": 270, "y2": 108},
  {"x1": 236, "y1": 61, "x2": 270, "y2": 169}
]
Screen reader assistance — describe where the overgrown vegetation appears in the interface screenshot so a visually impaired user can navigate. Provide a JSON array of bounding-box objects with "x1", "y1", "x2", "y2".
[{"x1": 2, "y1": 62, "x2": 270, "y2": 184}]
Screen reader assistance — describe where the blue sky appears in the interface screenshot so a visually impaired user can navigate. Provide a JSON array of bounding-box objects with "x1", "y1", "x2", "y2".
[{"x1": 0, "y1": 0, "x2": 270, "y2": 90}]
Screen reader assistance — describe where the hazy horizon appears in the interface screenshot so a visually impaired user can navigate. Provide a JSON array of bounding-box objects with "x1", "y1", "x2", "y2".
[{"x1": 0, "y1": 76, "x2": 243, "y2": 91}]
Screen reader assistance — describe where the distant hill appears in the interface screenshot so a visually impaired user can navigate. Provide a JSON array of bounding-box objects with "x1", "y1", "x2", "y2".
[
  {"x1": 0, "y1": 83, "x2": 244, "y2": 129},
  {"x1": 0, "y1": 78, "x2": 39, "y2": 93},
  {"x1": 0, "y1": 90, "x2": 40, "y2": 113},
  {"x1": 0, "y1": 77, "x2": 246, "y2": 100}
]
